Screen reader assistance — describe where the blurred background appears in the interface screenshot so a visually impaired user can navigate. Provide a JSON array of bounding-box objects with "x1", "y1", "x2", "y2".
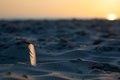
[{"x1": 0, "y1": 0, "x2": 120, "y2": 20}]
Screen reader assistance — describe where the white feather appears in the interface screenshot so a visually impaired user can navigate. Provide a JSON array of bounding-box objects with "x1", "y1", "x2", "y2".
[{"x1": 28, "y1": 44, "x2": 36, "y2": 66}]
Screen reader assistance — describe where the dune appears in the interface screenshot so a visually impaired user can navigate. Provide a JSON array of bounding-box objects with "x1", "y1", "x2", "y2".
[{"x1": 0, "y1": 19, "x2": 120, "y2": 80}]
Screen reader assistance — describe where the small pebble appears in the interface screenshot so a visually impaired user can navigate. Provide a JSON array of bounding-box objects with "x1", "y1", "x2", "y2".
[
  {"x1": 22, "y1": 74, "x2": 28, "y2": 79},
  {"x1": 6, "y1": 72, "x2": 12, "y2": 75}
]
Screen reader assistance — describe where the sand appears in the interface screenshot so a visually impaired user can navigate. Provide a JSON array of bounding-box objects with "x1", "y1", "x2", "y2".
[{"x1": 0, "y1": 19, "x2": 120, "y2": 80}]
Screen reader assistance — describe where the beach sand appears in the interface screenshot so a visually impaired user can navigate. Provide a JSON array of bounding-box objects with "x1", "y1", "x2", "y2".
[{"x1": 0, "y1": 19, "x2": 120, "y2": 80}]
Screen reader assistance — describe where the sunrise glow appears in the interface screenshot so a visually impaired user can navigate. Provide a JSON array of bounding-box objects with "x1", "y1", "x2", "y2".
[
  {"x1": 107, "y1": 14, "x2": 117, "y2": 20},
  {"x1": 0, "y1": 0, "x2": 120, "y2": 19}
]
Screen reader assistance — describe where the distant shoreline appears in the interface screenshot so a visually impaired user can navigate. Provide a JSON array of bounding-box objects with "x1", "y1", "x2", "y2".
[{"x1": 0, "y1": 18, "x2": 120, "y2": 21}]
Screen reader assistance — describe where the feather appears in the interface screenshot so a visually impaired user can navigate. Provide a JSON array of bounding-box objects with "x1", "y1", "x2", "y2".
[{"x1": 28, "y1": 44, "x2": 36, "y2": 66}]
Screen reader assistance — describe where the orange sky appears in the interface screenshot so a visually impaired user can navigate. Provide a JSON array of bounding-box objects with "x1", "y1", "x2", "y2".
[{"x1": 0, "y1": 0, "x2": 120, "y2": 19}]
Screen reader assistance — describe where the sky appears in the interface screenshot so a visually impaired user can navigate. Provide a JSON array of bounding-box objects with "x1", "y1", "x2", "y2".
[{"x1": 0, "y1": 0, "x2": 120, "y2": 19}]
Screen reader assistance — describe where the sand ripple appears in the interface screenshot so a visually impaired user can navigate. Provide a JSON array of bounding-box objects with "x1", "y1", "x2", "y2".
[{"x1": 0, "y1": 19, "x2": 120, "y2": 80}]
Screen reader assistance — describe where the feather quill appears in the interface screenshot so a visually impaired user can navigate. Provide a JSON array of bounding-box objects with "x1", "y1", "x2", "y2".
[{"x1": 28, "y1": 44, "x2": 36, "y2": 66}]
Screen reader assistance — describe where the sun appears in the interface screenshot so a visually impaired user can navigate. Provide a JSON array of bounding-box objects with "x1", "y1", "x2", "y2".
[{"x1": 107, "y1": 13, "x2": 117, "y2": 21}]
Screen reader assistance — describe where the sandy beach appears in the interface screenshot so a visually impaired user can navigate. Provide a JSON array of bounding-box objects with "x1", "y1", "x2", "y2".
[{"x1": 0, "y1": 19, "x2": 120, "y2": 80}]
